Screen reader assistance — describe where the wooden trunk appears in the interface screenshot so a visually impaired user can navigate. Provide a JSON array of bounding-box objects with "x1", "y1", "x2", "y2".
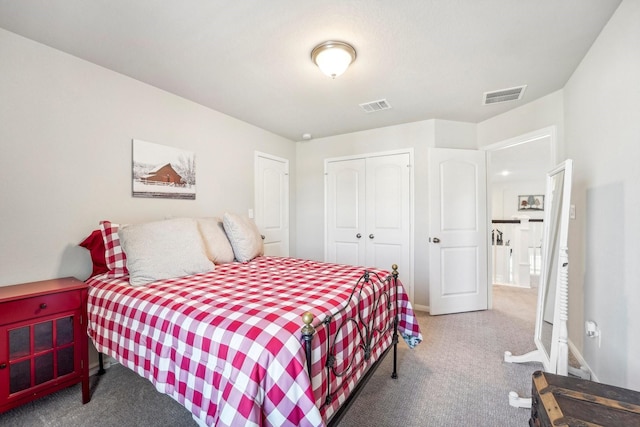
[{"x1": 530, "y1": 370, "x2": 640, "y2": 427}]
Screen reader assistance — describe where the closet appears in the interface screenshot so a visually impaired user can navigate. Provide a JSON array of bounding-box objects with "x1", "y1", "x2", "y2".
[{"x1": 325, "y1": 151, "x2": 412, "y2": 283}]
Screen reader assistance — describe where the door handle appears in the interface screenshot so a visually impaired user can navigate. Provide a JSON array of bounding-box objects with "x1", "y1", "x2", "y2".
[
  {"x1": 432, "y1": 237, "x2": 440, "y2": 243},
  {"x1": 356, "y1": 233, "x2": 362, "y2": 239},
  {"x1": 369, "y1": 234, "x2": 375, "y2": 239}
]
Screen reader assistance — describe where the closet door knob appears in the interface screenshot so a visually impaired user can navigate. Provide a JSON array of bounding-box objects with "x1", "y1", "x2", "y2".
[
  {"x1": 356, "y1": 233, "x2": 362, "y2": 239},
  {"x1": 432, "y1": 237, "x2": 440, "y2": 243},
  {"x1": 369, "y1": 234, "x2": 375, "y2": 239}
]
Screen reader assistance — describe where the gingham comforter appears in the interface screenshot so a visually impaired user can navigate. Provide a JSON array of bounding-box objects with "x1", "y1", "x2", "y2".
[{"x1": 86, "y1": 256, "x2": 422, "y2": 427}]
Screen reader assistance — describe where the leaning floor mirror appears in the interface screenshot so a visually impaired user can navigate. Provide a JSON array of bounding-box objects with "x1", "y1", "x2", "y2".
[{"x1": 504, "y1": 159, "x2": 573, "y2": 408}]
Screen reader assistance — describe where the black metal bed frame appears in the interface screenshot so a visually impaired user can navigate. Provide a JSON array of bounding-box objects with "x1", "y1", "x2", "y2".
[
  {"x1": 301, "y1": 264, "x2": 400, "y2": 426},
  {"x1": 96, "y1": 264, "x2": 401, "y2": 426}
]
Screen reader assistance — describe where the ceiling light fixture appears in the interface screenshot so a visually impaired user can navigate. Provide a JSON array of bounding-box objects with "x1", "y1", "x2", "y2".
[{"x1": 311, "y1": 41, "x2": 356, "y2": 79}]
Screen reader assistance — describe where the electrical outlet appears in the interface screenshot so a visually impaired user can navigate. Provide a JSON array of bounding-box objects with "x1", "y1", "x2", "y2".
[{"x1": 585, "y1": 320, "x2": 601, "y2": 348}]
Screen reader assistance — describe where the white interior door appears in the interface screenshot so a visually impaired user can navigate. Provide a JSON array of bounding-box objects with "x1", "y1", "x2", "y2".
[
  {"x1": 255, "y1": 152, "x2": 289, "y2": 257},
  {"x1": 365, "y1": 153, "x2": 411, "y2": 273},
  {"x1": 326, "y1": 158, "x2": 366, "y2": 266},
  {"x1": 429, "y1": 148, "x2": 488, "y2": 315}
]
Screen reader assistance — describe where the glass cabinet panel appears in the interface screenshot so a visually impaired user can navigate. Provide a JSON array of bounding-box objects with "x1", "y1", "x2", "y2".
[
  {"x1": 56, "y1": 316, "x2": 74, "y2": 346},
  {"x1": 6, "y1": 315, "x2": 78, "y2": 395},
  {"x1": 35, "y1": 353, "x2": 54, "y2": 385},
  {"x1": 10, "y1": 360, "x2": 31, "y2": 394},
  {"x1": 34, "y1": 321, "x2": 53, "y2": 352},
  {"x1": 57, "y1": 346, "x2": 75, "y2": 376},
  {"x1": 9, "y1": 327, "x2": 30, "y2": 359}
]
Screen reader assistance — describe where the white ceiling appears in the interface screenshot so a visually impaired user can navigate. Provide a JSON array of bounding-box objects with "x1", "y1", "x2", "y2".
[{"x1": 0, "y1": 0, "x2": 621, "y2": 141}]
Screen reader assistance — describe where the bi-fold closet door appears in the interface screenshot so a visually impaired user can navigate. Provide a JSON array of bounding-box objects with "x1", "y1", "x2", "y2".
[{"x1": 325, "y1": 152, "x2": 411, "y2": 281}]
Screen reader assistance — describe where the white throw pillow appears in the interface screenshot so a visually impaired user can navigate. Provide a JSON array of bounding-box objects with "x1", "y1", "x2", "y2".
[
  {"x1": 118, "y1": 217, "x2": 214, "y2": 286},
  {"x1": 196, "y1": 217, "x2": 235, "y2": 264},
  {"x1": 222, "y1": 212, "x2": 264, "y2": 262}
]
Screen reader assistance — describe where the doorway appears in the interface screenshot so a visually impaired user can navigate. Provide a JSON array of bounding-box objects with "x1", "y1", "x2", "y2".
[{"x1": 483, "y1": 127, "x2": 557, "y2": 306}]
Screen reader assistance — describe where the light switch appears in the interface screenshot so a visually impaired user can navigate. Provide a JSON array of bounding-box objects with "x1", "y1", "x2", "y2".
[
  {"x1": 570, "y1": 204, "x2": 576, "y2": 219},
  {"x1": 248, "y1": 208, "x2": 254, "y2": 218}
]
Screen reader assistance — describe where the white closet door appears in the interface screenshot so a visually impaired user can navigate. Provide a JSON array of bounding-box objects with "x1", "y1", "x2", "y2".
[
  {"x1": 365, "y1": 153, "x2": 411, "y2": 272},
  {"x1": 326, "y1": 158, "x2": 366, "y2": 266},
  {"x1": 255, "y1": 152, "x2": 289, "y2": 257},
  {"x1": 326, "y1": 151, "x2": 412, "y2": 299}
]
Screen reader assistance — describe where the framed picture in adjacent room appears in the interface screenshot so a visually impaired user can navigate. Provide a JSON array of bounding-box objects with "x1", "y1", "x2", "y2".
[{"x1": 518, "y1": 194, "x2": 544, "y2": 211}]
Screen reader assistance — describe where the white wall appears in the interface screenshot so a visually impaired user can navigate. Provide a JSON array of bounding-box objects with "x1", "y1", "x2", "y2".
[
  {"x1": 295, "y1": 119, "x2": 477, "y2": 309},
  {"x1": 0, "y1": 28, "x2": 296, "y2": 287},
  {"x1": 477, "y1": 90, "x2": 564, "y2": 155},
  {"x1": 491, "y1": 180, "x2": 546, "y2": 221},
  {"x1": 563, "y1": 0, "x2": 640, "y2": 391},
  {"x1": 478, "y1": 0, "x2": 639, "y2": 391}
]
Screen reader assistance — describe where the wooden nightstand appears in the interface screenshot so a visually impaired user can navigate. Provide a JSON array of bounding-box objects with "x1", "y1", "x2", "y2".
[{"x1": 0, "y1": 277, "x2": 89, "y2": 413}]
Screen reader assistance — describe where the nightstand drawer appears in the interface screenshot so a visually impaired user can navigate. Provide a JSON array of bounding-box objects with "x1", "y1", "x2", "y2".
[{"x1": 0, "y1": 291, "x2": 81, "y2": 325}]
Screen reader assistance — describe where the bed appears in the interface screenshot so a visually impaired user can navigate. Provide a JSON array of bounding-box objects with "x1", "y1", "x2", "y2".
[{"x1": 82, "y1": 216, "x2": 422, "y2": 427}]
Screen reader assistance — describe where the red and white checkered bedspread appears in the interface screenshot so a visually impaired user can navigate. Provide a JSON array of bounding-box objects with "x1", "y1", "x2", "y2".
[{"x1": 87, "y1": 256, "x2": 422, "y2": 427}]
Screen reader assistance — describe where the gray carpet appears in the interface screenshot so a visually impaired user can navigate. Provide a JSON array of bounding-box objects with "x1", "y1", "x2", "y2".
[
  {"x1": 0, "y1": 285, "x2": 541, "y2": 427},
  {"x1": 338, "y1": 285, "x2": 540, "y2": 426}
]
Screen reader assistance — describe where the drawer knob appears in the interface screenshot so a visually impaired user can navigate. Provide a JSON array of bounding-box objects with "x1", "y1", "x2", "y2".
[
  {"x1": 0, "y1": 363, "x2": 6, "y2": 369},
  {"x1": 40, "y1": 303, "x2": 47, "y2": 309}
]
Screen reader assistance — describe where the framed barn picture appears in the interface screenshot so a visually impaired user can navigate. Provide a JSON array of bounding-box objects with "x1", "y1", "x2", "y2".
[{"x1": 132, "y1": 139, "x2": 196, "y2": 199}]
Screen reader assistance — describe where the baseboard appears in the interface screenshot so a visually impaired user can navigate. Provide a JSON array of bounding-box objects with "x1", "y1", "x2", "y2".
[
  {"x1": 568, "y1": 339, "x2": 598, "y2": 382},
  {"x1": 493, "y1": 282, "x2": 534, "y2": 289},
  {"x1": 414, "y1": 304, "x2": 429, "y2": 313}
]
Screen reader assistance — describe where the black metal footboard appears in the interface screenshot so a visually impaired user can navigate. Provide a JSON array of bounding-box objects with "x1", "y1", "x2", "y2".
[{"x1": 300, "y1": 264, "x2": 400, "y2": 425}]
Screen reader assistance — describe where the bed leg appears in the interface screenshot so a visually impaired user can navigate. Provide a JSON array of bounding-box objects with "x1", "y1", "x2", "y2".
[
  {"x1": 392, "y1": 317, "x2": 399, "y2": 379},
  {"x1": 391, "y1": 264, "x2": 399, "y2": 379},
  {"x1": 301, "y1": 312, "x2": 316, "y2": 378},
  {"x1": 98, "y1": 352, "x2": 106, "y2": 375}
]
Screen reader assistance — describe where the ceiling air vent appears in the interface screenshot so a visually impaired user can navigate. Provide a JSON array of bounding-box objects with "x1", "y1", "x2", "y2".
[
  {"x1": 483, "y1": 85, "x2": 527, "y2": 105},
  {"x1": 359, "y1": 99, "x2": 392, "y2": 113}
]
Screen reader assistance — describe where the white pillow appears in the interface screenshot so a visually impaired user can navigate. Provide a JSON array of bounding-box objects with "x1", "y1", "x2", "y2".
[
  {"x1": 196, "y1": 217, "x2": 235, "y2": 264},
  {"x1": 222, "y1": 212, "x2": 264, "y2": 262},
  {"x1": 118, "y1": 217, "x2": 214, "y2": 286}
]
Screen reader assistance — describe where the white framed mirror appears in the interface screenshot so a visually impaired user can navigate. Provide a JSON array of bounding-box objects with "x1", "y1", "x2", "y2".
[{"x1": 503, "y1": 159, "x2": 573, "y2": 408}]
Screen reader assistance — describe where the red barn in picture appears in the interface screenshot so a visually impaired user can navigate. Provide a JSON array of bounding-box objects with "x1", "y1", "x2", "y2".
[{"x1": 140, "y1": 163, "x2": 184, "y2": 186}]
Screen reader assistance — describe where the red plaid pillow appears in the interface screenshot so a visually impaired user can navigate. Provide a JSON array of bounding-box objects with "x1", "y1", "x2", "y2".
[{"x1": 99, "y1": 220, "x2": 129, "y2": 278}]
